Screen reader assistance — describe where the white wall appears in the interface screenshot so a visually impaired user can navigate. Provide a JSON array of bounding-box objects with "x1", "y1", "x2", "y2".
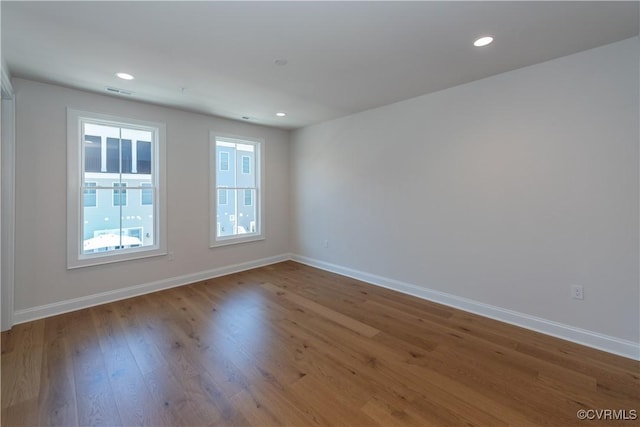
[
  {"x1": 291, "y1": 38, "x2": 639, "y2": 345},
  {"x1": 13, "y1": 78, "x2": 289, "y2": 314},
  {"x1": 9, "y1": 38, "x2": 640, "y2": 358}
]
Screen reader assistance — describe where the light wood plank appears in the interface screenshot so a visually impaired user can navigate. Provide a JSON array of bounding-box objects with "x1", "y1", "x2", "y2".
[
  {"x1": 66, "y1": 310, "x2": 122, "y2": 427},
  {"x1": 7, "y1": 320, "x2": 45, "y2": 407},
  {"x1": 37, "y1": 315, "x2": 78, "y2": 427},
  {"x1": 91, "y1": 304, "x2": 168, "y2": 426}
]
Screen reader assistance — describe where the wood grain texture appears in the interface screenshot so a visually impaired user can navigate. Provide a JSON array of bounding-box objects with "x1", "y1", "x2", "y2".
[{"x1": 1, "y1": 261, "x2": 638, "y2": 426}]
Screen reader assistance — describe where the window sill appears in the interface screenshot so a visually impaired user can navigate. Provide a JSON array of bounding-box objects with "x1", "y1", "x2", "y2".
[
  {"x1": 210, "y1": 234, "x2": 265, "y2": 248},
  {"x1": 67, "y1": 247, "x2": 167, "y2": 269}
]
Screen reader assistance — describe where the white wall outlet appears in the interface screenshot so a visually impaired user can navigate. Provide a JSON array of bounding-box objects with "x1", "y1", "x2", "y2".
[
  {"x1": 323, "y1": 240, "x2": 329, "y2": 248},
  {"x1": 571, "y1": 285, "x2": 584, "y2": 300},
  {"x1": 168, "y1": 251, "x2": 175, "y2": 261}
]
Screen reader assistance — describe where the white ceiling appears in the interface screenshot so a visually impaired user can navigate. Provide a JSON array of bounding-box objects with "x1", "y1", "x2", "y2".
[{"x1": 2, "y1": 1, "x2": 638, "y2": 130}]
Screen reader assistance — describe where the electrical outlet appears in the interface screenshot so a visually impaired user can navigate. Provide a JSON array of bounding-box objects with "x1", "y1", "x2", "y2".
[
  {"x1": 323, "y1": 240, "x2": 329, "y2": 248},
  {"x1": 571, "y1": 285, "x2": 584, "y2": 300},
  {"x1": 168, "y1": 251, "x2": 175, "y2": 261}
]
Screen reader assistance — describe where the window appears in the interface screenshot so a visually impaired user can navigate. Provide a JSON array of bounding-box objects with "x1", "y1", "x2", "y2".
[
  {"x1": 67, "y1": 109, "x2": 167, "y2": 268},
  {"x1": 84, "y1": 182, "x2": 97, "y2": 207},
  {"x1": 218, "y1": 188, "x2": 228, "y2": 205},
  {"x1": 113, "y1": 182, "x2": 127, "y2": 206},
  {"x1": 242, "y1": 155, "x2": 250, "y2": 174},
  {"x1": 220, "y1": 151, "x2": 229, "y2": 171},
  {"x1": 243, "y1": 189, "x2": 253, "y2": 206},
  {"x1": 210, "y1": 133, "x2": 263, "y2": 246},
  {"x1": 141, "y1": 182, "x2": 153, "y2": 205}
]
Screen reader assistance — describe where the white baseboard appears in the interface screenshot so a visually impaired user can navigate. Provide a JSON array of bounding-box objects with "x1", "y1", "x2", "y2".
[
  {"x1": 291, "y1": 254, "x2": 640, "y2": 361},
  {"x1": 12, "y1": 252, "x2": 639, "y2": 361},
  {"x1": 12, "y1": 253, "x2": 291, "y2": 325}
]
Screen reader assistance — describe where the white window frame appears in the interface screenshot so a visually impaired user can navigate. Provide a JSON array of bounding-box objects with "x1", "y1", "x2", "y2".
[
  {"x1": 67, "y1": 109, "x2": 167, "y2": 269},
  {"x1": 209, "y1": 132, "x2": 264, "y2": 247}
]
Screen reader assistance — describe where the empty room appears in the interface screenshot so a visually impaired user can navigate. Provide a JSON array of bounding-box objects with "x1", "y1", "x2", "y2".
[{"x1": 1, "y1": 1, "x2": 638, "y2": 426}]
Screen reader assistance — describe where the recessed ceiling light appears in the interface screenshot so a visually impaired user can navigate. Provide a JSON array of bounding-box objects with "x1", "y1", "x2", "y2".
[
  {"x1": 473, "y1": 36, "x2": 494, "y2": 47},
  {"x1": 276, "y1": 112, "x2": 287, "y2": 117},
  {"x1": 116, "y1": 72, "x2": 135, "y2": 80}
]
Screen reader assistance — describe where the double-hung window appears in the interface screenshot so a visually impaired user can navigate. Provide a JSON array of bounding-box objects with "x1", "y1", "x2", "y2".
[
  {"x1": 210, "y1": 133, "x2": 263, "y2": 246},
  {"x1": 67, "y1": 109, "x2": 167, "y2": 268}
]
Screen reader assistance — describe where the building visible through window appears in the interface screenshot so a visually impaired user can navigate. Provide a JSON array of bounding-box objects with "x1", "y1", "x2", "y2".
[
  {"x1": 113, "y1": 182, "x2": 127, "y2": 206},
  {"x1": 220, "y1": 151, "x2": 229, "y2": 171},
  {"x1": 242, "y1": 155, "x2": 250, "y2": 174},
  {"x1": 141, "y1": 182, "x2": 153, "y2": 205},
  {"x1": 211, "y1": 134, "x2": 262, "y2": 246},
  {"x1": 81, "y1": 123, "x2": 154, "y2": 254},
  {"x1": 83, "y1": 182, "x2": 97, "y2": 207}
]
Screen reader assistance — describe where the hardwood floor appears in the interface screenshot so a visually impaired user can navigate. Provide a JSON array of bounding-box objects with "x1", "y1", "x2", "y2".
[{"x1": 2, "y1": 261, "x2": 638, "y2": 426}]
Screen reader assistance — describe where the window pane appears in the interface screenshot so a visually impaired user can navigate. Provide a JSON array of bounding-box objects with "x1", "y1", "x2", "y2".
[
  {"x1": 237, "y1": 189, "x2": 256, "y2": 234},
  {"x1": 83, "y1": 189, "x2": 118, "y2": 253},
  {"x1": 82, "y1": 188, "x2": 154, "y2": 254},
  {"x1": 121, "y1": 190, "x2": 154, "y2": 248},
  {"x1": 216, "y1": 187, "x2": 235, "y2": 237},
  {"x1": 216, "y1": 189, "x2": 256, "y2": 237}
]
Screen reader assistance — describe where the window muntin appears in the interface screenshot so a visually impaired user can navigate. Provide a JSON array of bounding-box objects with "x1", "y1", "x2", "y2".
[
  {"x1": 210, "y1": 133, "x2": 263, "y2": 246},
  {"x1": 68, "y1": 109, "x2": 167, "y2": 268}
]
